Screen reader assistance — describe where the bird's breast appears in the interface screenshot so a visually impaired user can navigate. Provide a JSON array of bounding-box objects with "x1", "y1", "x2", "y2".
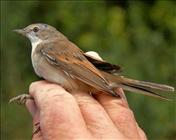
[{"x1": 31, "y1": 52, "x2": 89, "y2": 91}]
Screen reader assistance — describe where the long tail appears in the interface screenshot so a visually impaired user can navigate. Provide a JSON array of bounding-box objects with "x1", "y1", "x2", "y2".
[
  {"x1": 118, "y1": 77, "x2": 174, "y2": 100},
  {"x1": 102, "y1": 72, "x2": 175, "y2": 100}
]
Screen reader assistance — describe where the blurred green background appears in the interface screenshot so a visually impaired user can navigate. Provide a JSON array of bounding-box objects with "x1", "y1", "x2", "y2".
[{"x1": 1, "y1": 0, "x2": 176, "y2": 140}]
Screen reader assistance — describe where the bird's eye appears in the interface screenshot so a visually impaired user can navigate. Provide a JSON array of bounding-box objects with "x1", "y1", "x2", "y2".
[{"x1": 33, "y1": 27, "x2": 39, "y2": 32}]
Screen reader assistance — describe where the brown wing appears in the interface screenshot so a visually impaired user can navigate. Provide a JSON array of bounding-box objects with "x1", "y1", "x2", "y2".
[
  {"x1": 39, "y1": 40, "x2": 117, "y2": 96},
  {"x1": 84, "y1": 53, "x2": 122, "y2": 74}
]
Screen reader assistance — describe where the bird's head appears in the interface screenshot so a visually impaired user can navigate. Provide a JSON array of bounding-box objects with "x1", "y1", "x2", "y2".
[{"x1": 14, "y1": 23, "x2": 66, "y2": 43}]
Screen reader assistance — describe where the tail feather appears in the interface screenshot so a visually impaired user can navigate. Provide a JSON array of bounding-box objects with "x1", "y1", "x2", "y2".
[
  {"x1": 118, "y1": 77, "x2": 174, "y2": 100},
  {"x1": 121, "y1": 83, "x2": 171, "y2": 101},
  {"x1": 122, "y1": 77, "x2": 175, "y2": 92},
  {"x1": 101, "y1": 71, "x2": 175, "y2": 100}
]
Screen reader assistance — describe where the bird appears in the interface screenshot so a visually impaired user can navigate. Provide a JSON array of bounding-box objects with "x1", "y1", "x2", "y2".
[{"x1": 10, "y1": 23, "x2": 175, "y2": 104}]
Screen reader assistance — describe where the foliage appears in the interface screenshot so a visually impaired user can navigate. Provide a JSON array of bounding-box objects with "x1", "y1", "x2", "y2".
[{"x1": 1, "y1": 1, "x2": 176, "y2": 140}]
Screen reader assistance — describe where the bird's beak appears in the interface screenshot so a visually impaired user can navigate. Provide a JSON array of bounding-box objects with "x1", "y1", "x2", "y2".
[{"x1": 13, "y1": 29, "x2": 26, "y2": 36}]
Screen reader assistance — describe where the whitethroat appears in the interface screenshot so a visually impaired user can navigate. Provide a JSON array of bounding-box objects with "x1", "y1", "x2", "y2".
[{"x1": 10, "y1": 23, "x2": 174, "y2": 103}]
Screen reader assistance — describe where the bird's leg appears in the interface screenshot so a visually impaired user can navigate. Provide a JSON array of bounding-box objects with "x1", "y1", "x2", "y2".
[
  {"x1": 9, "y1": 94, "x2": 33, "y2": 105},
  {"x1": 9, "y1": 94, "x2": 40, "y2": 137},
  {"x1": 32, "y1": 122, "x2": 41, "y2": 137}
]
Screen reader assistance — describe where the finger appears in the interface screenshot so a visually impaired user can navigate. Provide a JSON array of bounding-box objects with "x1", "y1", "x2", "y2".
[
  {"x1": 26, "y1": 99, "x2": 37, "y2": 118},
  {"x1": 116, "y1": 88, "x2": 128, "y2": 103},
  {"x1": 95, "y1": 88, "x2": 140, "y2": 139},
  {"x1": 25, "y1": 100, "x2": 40, "y2": 131},
  {"x1": 137, "y1": 124, "x2": 148, "y2": 140},
  {"x1": 25, "y1": 96, "x2": 43, "y2": 140},
  {"x1": 29, "y1": 81, "x2": 91, "y2": 139},
  {"x1": 72, "y1": 91, "x2": 125, "y2": 139},
  {"x1": 32, "y1": 112, "x2": 42, "y2": 140}
]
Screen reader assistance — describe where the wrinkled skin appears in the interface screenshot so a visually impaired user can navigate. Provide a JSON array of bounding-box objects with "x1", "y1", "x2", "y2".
[{"x1": 26, "y1": 81, "x2": 147, "y2": 140}]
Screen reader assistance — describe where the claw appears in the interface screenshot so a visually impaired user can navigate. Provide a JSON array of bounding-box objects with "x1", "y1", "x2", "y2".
[
  {"x1": 32, "y1": 122, "x2": 41, "y2": 137},
  {"x1": 9, "y1": 94, "x2": 33, "y2": 105}
]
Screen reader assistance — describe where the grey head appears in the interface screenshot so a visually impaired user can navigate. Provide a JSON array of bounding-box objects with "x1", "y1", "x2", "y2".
[{"x1": 14, "y1": 23, "x2": 67, "y2": 43}]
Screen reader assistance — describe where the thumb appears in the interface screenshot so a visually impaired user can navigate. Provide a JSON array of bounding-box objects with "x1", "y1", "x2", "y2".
[{"x1": 26, "y1": 99, "x2": 37, "y2": 118}]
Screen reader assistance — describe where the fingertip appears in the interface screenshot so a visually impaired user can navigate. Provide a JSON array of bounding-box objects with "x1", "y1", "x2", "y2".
[
  {"x1": 115, "y1": 88, "x2": 126, "y2": 99},
  {"x1": 94, "y1": 91, "x2": 140, "y2": 138},
  {"x1": 136, "y1": 124, "x2": 148, "y2": 140},
  {"x1": 29, "y1": 80, "x2": 49, "y2": 95},
  {"x1": 28, "y1": 81, "x2": 68, "y2": 107}
]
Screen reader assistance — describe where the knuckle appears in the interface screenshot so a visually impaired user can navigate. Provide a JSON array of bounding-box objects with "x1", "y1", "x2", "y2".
[
  {"x1": 29, "y1": 81, "x2": 44, "y2": 88},
  {"x1": 42, "y1": 88, "x2": 74, "y2": 103},
  {"x1": 117, "y1": 108, "x2": 135, "y2": 123},
  {"x1": 29, "y1": 81, "x2": 46, "y2": 93},
  {"x1": 78, "y1": 99, "x2": 97, "y2": 108},
  {"x1": 29, "y1": 81, "x2": 39, "y2": 93},
  {"x1": 103, "y1": 99, "x2": 128, "y2": 109},
  {"x1": 75, "y1": 95, "x2": 98, "y2": 107}
]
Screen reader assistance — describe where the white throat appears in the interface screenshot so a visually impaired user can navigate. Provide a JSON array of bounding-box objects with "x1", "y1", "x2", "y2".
[
  {"x1": 31, "y1": 39, "x2": 42, "y2": 55},
  {"x1": 28, "y1": 34, "x2": 43, "y2": 56},
  {"x1": 29, "y1": 35, "x2": 43, "y2": 77}
]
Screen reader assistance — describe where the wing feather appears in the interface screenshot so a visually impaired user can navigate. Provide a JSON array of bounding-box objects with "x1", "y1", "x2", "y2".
[
  {"x1": 39, "y1": 40, "x2": 115, "y2": 95},
  {"x1": 84, "y1": 53, "x2": 122, "y2": 74}
]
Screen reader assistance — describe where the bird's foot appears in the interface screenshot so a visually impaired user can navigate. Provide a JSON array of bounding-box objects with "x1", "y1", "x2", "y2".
[
  {"x1": 9, "y1": 94, "x2": 33, "y2": 105},
  {"x1": 32, "y1": 122, "x2": 41, "y2": 137}
]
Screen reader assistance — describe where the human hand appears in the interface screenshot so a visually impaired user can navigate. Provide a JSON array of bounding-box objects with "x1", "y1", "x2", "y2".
[{"x1": 26, "y1": 81, "x2": 147, "y2": 140}]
